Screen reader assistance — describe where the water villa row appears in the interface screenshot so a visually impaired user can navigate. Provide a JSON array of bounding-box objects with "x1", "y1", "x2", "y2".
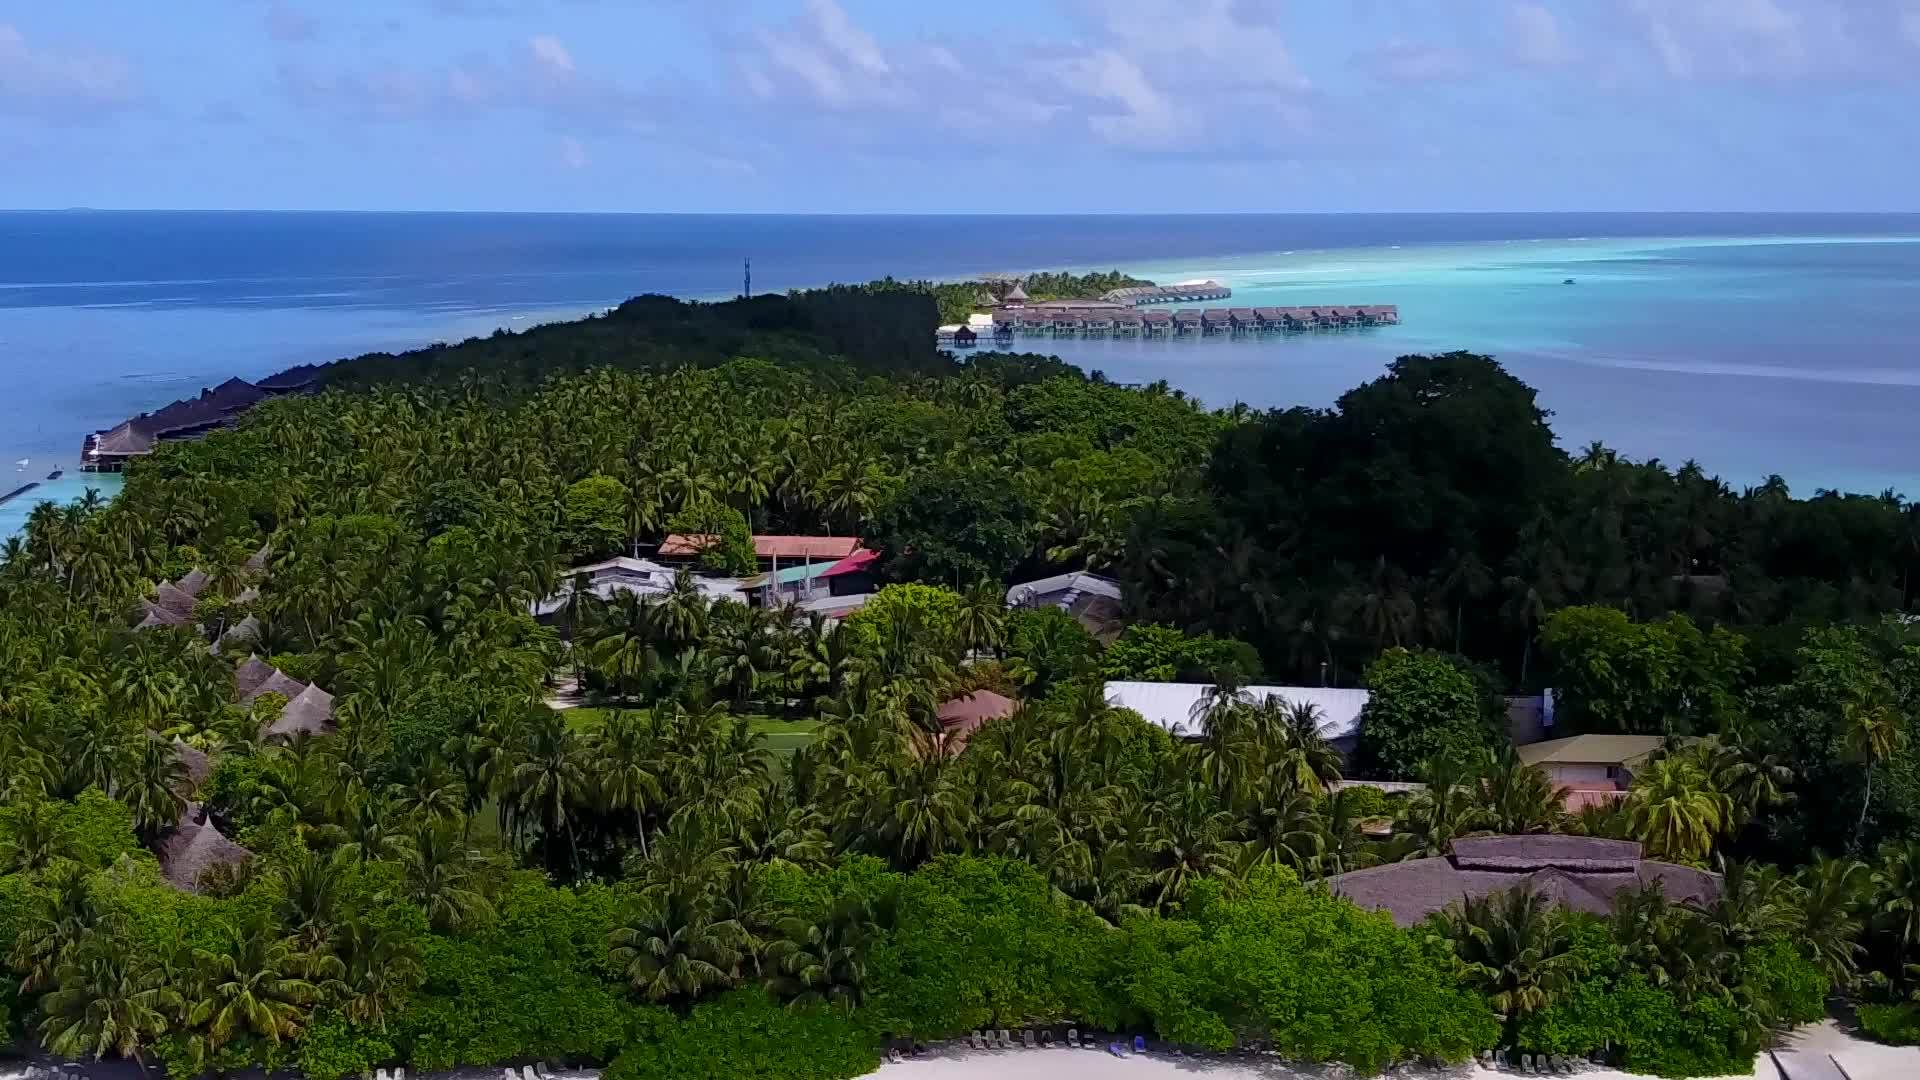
[
  {"x1": 1100, "y1": 281, "x2": 1234, "y2": 305},
  {"x1": 81, "y1": 365, "x2": 323, "y2": 472},
  {"x1": 939, "y1": 304, "x2": 1399, "y2": 344}
]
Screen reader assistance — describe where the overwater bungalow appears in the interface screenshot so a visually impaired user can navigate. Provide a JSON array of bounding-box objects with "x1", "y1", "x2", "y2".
[
  {"x1": 1141, "y1": 310, "x2": 1173, "y2": 337},
  {"x1": 1172, "y1": 310, "x2": 1202, "y2": 335},
  {"x1": 954, "y1": 326, "x2": 977, "y2": 347},
  {"x1": 1103, "y1": 280, "x2": 1232, "y2": 305},
  {"x1": 1200, "y1": 309, "x2": 1232, "y2": 336},
  {"x1": 1082, "y1": 311, "x2": 1115, "y2": 335},
  {"x1": 1115, "y1": 311, "x2": 1144, "y2": 336},
  {"x1": 1229, "y1": 308, "x2": 1259, "y2": 334}
]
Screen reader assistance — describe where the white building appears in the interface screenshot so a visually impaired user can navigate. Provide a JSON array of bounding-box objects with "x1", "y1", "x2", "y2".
[
  {"x1": 532, "y1": 556, "x2": 743, "y2": 619},
  {"x1": 1006, "y1": 571, "x2": 1124, "y2": 640},
  {"x1": 1102, "y1": 681, "x2": 1370, "y2": 753}
]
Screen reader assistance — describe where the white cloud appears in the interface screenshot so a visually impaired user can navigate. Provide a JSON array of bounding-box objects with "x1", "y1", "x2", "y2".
[
  {"x1": 1058, "y1": 49, "x2": 1178, "y2": 147},
  {"x1": 0, "y1": 24, "x2": 135, "y2": 114},
  {"x1": 1357, "y1": 40, "x2": 1474, "y2": 83},
  {"x1": 558, "y1": 134, "x2": 589, "y2": 168},
  {"x1": 729, "y1": 0, "x2": 1316, "y2": 156},
  {"x1": 1507, "y1": 3, "x2": 1574, "y2": 67},
  {"x1": 530, "y1": 35, "x2": 574, "y2": 74},
  {"x1": 1626, "y1": 0, "x2": 1813, "y2": 79},
  {"x1": 806, "y1": 0, "x2": 886, "y2": 76}
]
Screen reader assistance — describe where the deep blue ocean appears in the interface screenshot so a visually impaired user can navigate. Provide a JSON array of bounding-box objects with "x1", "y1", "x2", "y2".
[{"x1": 5, "y1": 211, "x2": 1920, "y2": 537}]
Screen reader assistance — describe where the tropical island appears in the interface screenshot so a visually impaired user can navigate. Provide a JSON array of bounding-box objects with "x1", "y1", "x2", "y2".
[{"x1": 6, "y1": 286, "x2": 1920, "y2": 1080}]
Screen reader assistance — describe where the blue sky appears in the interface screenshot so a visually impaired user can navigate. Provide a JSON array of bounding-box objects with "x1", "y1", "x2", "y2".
[{"x1": 3, "y1": 0, "x2": 1918, "y2": 212}]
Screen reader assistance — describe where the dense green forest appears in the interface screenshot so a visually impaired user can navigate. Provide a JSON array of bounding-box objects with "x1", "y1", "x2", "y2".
[
  {"x1": 4, "y1": 291, "x2": 1920, "y2": 1079},
  {"x1": 846, "y1": 270, "x2": 1153, "y2": 323}
]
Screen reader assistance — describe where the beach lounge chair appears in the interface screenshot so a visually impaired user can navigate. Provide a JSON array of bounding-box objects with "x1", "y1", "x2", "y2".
[
  {"x1": 1067, "y1": 1028, "x2": 1078, "y2": 1047},
  {"x1": 395, "y1": 1069, "x2": 406, "y2": 1080},
  {"x1": 522, "y1": 1066, "x2": 539, "y2": 1080},
  {"x1": 503, "y1": 1069, "x2": 516, "y2": 1080},
  {"x1": 1108, "y1": 1042, "x2": 1126, "y2": 1058},
  {"x1": 998, "y1": 1029, "x2": 1011, "y2": 1048},
  {"x1": 1024, "y1": 1030, "x2": 1036, "y2": 1048},
  {"x1": 1133, "y1": 1035, "x2": 1147, "y2": 1053},
  {"x1": 1520, "y1": 1053, "x2": 1533, "y2": 1072},
  {"x1": 967, "y1": 1031, "x2": 980, "y2": 1049}
]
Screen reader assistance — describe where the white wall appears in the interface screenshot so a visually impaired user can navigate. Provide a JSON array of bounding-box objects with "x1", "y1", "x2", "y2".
[{"x1": 1546, "y1": 763, "x2": 1616, "y2": 785}]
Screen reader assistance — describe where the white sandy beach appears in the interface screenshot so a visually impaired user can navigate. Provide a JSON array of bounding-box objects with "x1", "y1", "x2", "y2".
[{"x1": 863, "y1": 1022, "x2": 1920, "y2": 1080}]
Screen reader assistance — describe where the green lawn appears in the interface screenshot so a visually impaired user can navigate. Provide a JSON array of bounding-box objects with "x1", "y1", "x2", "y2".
[{"x1": 559, "y1": 706, "x2": 820, "y2": 754}]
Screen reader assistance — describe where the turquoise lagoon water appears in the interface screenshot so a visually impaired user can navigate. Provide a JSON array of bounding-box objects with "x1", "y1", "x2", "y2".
[
  {"x1": 0, "y1": 471, "x2": 122, "y2": 544},
  {"x1": 4, "y1": 213, "x2": 1920, "y2": 540},
  {"x1": 1030, "y1": 233, "x2": 1920, "y2": 497}
]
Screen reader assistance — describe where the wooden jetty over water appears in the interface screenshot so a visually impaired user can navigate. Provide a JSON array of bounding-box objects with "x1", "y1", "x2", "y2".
[
  {"x1": 946, "y1": 302, "x2": 1399, "y2": 344},
  {"x1": 1102, "y1": 280, "x2": 1233, "y2": 305}
]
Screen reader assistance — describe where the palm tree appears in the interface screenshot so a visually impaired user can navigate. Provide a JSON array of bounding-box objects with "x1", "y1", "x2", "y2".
[
  {"x1": 1404, "y1": 754, "x2": 1487, "y2": 857},
  {"x1": 765, "y1": 896, "x2": 874, "y2": 1009},
  {"x1": 122, "y1": 737, "x2": 189, "y2": 844},
  {"x1": 1625, "y1": 753, "x2": 1731, "y2": 864},
  {"x1": 1799, "y1": 854, "x2": 1867, "y2": 987},
  {"x1": 609, "y1": 885, "x2": 747, "y2": 1004},
  {"x1": 39, "y1": 929, "x2": 181, "y2": 1076},
  {"x1": 335, "y1": 918, "x2": 423, "y2": 1029},
  {"x1": 10, "y1": 863, "x2": 98, "y2": 991},
  {"x1": 1239, "y1": 782, "x2": 1323, "y2": 875},
  {"x1": 1873, "y1": 840, "x2": 1920, "y2": 973},
  {"x1": 953, "y1": 580, "x2": 1008, "y2": 657},
  {"x1": 593, "y1": 709, "x2": 663, "y2": 860},
  {"x1": 1692, "y1": 861, "x2": 1800, "y2": 952},
  {"x1": 1442, "y1": 886, "x2": 1582, "y2": 1043},
  {"x1": 185, "y1": 928, "x2": 318, "y2": 1059},
  {"x1": 402, "y1": 820, "x2": 495, "y2": 933},
  {"x1": 1479, "y1": 747, "x2": 1564, "y2": 835},
  {"x1": 1843, "y1": 696, "x2": 1906, "y2": 852},
  {"x1": 1, "y1": 797, "x2": 68, "y2": 874},
  {"x1": 1271, "y1": 698, "x2": 1343, "y2": 795},
  {"x1": 276, "y1": 848, "x2": 349, "y2": 951},
  {"x1": 1144, "y1": 780, "x2": 1238, "y2": 910},
  {"x1": 511, "y1": 710, "x2": 588, "y2": 875}
]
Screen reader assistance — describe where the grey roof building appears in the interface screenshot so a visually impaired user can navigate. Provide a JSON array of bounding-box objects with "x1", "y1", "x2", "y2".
[{"x1": 1325, "y1": 835, "x2": 1721, "y2": 926}]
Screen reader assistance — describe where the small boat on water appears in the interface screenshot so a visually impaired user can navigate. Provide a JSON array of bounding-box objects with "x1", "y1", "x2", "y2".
[
  {"x1": 46, "y1": 469, "x2": 63, "y2": 480},
  {"x1": 1562, "y1": 278, "x2": 1576, "y2": 285},
  {"x1": 13, "y1": 458, "x2": 28, "y2": 472}
]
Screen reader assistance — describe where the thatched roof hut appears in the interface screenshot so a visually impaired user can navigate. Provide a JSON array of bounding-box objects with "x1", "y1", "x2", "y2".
[
  {"x1": 173, "y1": 738, "x2": 213, "y2": 789},
  {"x1": 157, "y1": 818, "x2": 251, "y2": 893},
  {"x1": 263, "y1": 684, "x2": 336, "y2": 742}
]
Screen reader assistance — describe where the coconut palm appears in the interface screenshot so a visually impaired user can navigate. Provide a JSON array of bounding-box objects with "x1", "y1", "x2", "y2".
[
  {"x1": 592, "y1": 709, "x2": 663, "y2": 860},
  {"x1": 402, "y1": 820, "x2": 495, "y2": 933},
  {"x1": 335, "y1": 918, "x2": 423, "y2": 1029},
  {"x1": 1442, "y1": 886, "x2": 1582, "y2": 1041},
  {"x1": 185, "y1": 928, "x2": 318, "y2": 1057},
  {"x1": 953, "y1": 580, "x2": 1008, "y2": 657},
  {"x1": 510, "y1": 710, "x2": 588, "y2": 874},
  {"x1": 1625, "y1": 754, "x2": 1731, "y2": 864},
  {"x1": 1799, "y1": 854, "x2": 1868, "y2": 986},
  {"x1": 1843, "y1": 696, "x2": 1906, "y2": 852},
  {"x1": 1873, "y1": 840, "x2": 1920, "y2": 971},
  {"x1": 1479, "y1": 747, "x2": 1564, "y2": 835},
  {"x1": 122, "y1": 736, "x2": 188, "y2": 844},
  {"x1": 1404, "y1": 754, "x2": 1488, "y2": 857},
  {"x1": 38, "y1": 928, "x2": 181, "y2": 1075},
  {"x1": 765, "y1": 896, "x2": 874, "y2": 1009},
  {"x1": 275, "y1": 847, "x2": 349, "y2": 951},
  {"x1": 609, "y1": 885, "x2": 748, "y2": 1004}
]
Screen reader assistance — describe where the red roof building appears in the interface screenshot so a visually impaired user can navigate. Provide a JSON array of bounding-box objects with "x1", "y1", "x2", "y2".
[{"x1": 658, "y1": 534, "x2": 862, "y2": 562}]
